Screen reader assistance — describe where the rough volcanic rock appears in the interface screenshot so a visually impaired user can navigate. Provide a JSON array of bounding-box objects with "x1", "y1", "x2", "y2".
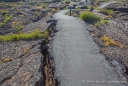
[
  {"x1": 0, "y1": 39, "x2": 44, "y2": 86},
  {"x1": 88, "y1": 18, "x2": 128, "y2": 70},
  {"x1": 49, "y1": 3, "x2": 66, "y2": 9}
]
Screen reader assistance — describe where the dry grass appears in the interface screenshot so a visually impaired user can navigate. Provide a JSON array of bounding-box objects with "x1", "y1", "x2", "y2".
[
  {"x1": 24, "y1": 47, "x2": 30, "y2": 55},
  {"x1": 101, "y1": 35, "x2": 128, "y2": 48},
  {"x1": 46, "y1": 12, "x2": 51, "y2": 17},
  {"x1": 0, "y1": 57, "x2": 13, "y2": 64},
  {"x1": 19, "y1": 14, "x2": 25, "y2": 18}
]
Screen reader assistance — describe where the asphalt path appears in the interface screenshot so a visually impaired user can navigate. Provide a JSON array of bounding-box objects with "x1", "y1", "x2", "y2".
[{"x1": 52, "y1": 10, "x2": 127, "y2": 86}]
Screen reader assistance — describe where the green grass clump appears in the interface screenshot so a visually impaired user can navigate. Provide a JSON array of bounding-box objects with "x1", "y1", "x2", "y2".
[
  {"x1": 40, "y1": 2, "x2": 48, "y2": 7},
  {"x1": 4, "y1": 14, "x2": 13, "y2": 23},
  {"x1": 65, "y1": 0, "x2": 70, "y2": 4},
  {"x1": 51, "y1": 8, "x2": 56, "y2": 13},
  {"x1": 99, "y1": 9, "x2": 114, "y2": 16},
  {"x1": 1, "y1": 9, "x2": 8, "y2": 16},
  {"x1": 95, "y1": 19, "x2": 109, "y2": 27},
  {"x1": 64, "y1": 6, "x2": 68, "y2": 10},
  {"x1": 0, "y1": 4, "x2": 3, "y2": 8},
  {"x1": 94, "y1": 6, "x2": 101, "y2": 10},
  {"x1": 80, "y1": 11, "x2": 101, "y2": 23},
  {"x1": 0, "y1": 22, "x2": 4, "y2": 28},
  {"x1": 103, "y1": 20, "x2": 109, "y2": 24},
  {"x1": 0, "y1": 30, "x2": 49, "y2": 42},
  {"x1": 86, "y1": 5, "x2": 91, "y2": 9},
  {"x1": 0, "y1": 14, "x2": 13, "y2": 28},
  {"x1": 11, "y1": 22, "x2": 24, "y2": 33}
]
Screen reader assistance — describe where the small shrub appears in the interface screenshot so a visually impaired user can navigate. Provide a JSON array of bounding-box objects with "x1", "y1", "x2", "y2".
[{"x1": 80, "y1": 11, "x2": 101, "y2": 23}]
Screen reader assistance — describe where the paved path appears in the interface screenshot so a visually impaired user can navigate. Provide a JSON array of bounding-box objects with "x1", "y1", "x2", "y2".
[{"x1": 53, "y1": 10, "x2": 127, "y2": 86}]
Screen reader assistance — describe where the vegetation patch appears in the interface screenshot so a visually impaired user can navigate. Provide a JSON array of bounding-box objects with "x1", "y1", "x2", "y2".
[
  {"x1": 65, "y1": 0, "x2": 70, "y2": 4},
  {"x1": 80, "y1": 11, "x2": 101, "y2": 23},
  {"x1": 86, "y1": 5, "x2": 91, "y2": 9},
  {"x1": 1, "y1": 9, "x2": 8, "y2": 16},
  {"x1": 24, "y1": 47, "x2": 30, "y2": 55},
  {"x1": 0, "y1": 57, "x2": 13, "y2": 64},
  {"x1": 0, "y1": 14, "x2": 13, "y2": 28},
  {"x1": 95, "y1": 19, "x2": 109, "y2": 27},
  {"x1": 0, "y1": 22, "x2": 4, "y2": 28},
  {"x1": 11, "y1": 21, "x2": 24, "y2": 33},
  {"x1": 72, "y1": 12, "x2": 79, "y2": 17},
  {"x1": 4, "y1": 14, "x2": 13, "y2": 23},
  {"x1": 101, "y1": 35, "x2": 128, "y2": 48},
  {"x1": 99, "y1": 9, "x2": 114, "y2": 16},
  {"x1": 0, "y1": 30, "x2": 49, "y2": 42},
  {"x1": 51, "y1": 8, "x2": 56, "y2": 13}
]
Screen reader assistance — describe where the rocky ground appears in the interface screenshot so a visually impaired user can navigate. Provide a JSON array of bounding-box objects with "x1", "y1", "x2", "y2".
[
  {"x1": 87, "y1": 3, "x2": 128, "y2": 78},
  {"x1": 0, "y1": 1, "x2": 63, "y2": 86},
  {"x1": 0, "y1": 0, "x2": 128, "y2": 86},
  {"x1": 0, "y1": 39, "x2": 43, "y2": 86}
]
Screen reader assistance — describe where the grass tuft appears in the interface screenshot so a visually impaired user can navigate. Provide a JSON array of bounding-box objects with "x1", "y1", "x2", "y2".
[
  {"x1": 80, "y1": 11, "x2": 101, "y2": 23},
  {"x1": 24, "y1": 47, "x2": 30, "y2": 55},
  {"x1": 0, "y1": 57, "x2": 13, "y2": 64},
  {"x1": 1, "y1": 9, "x2": 8, "y2": 16},
  {"x1": 101, "y1": 35, "x2": 115, "y2": 46},
  {"x1": 4, "y1": 14, "x2": 13, "y2": 23},
  {"x1": 11, "y1": 21, "x2": 24, "y2": 33},
  {"x1": 99, "y1": 9, "x2": 114, "y2": 16},
  {"x1": 0, "y1": 30, "x2": 49, "y2": 42},
  {"x1": 101, "y1": 35, "x2": 128, "y2": 48},
  {"x1": 95, "y1": 19, "x2": 109, "y2": 27},
  {"x1": 0, "y1": 22, "x2": 4, "y2": 28}
]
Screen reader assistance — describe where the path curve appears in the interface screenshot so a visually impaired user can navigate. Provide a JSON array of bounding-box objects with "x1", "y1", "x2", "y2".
[{"x1": 53, "y1": 10, "x2": 127, "y2": 86}]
